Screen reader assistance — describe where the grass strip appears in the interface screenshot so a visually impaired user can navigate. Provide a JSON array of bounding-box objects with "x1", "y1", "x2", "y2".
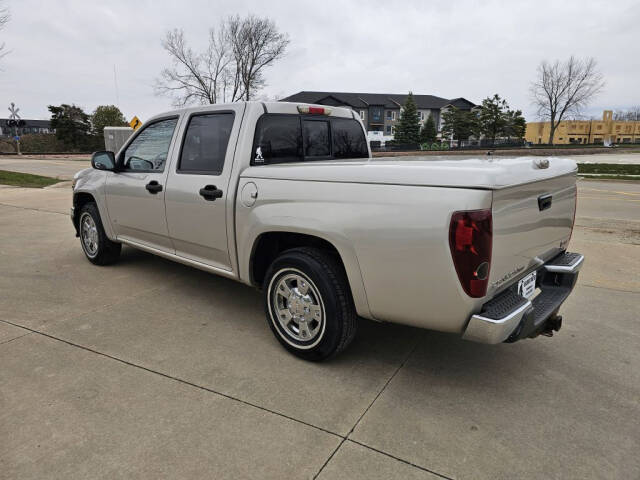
[
  {"x1": 577, "y1": 163, "x2": 640, "y2": 175},
  {"x1": 578, "y1": 174, "x2": 639, "y2": 181},
  {"x1": 0, "y1": 170, "x2": 62, "y2": 188}
]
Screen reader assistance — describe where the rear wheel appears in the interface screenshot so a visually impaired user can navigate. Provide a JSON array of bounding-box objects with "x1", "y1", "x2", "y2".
[
  {"x1": 78, "y1": 202, "x2": 121, "y2": 265},
  {"x1": 263, "y1": 247, "x2": 357, "y2": 361}
]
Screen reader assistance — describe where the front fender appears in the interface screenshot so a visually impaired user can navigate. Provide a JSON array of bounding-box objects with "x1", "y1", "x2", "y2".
[{"x1": 72, "y1": 169, "x2": 116, "y2": 241}]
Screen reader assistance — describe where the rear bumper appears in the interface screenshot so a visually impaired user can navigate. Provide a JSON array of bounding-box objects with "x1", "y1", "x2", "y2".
[{"x1": 463, "y1": 252, "x2": 584, "y2": 344}]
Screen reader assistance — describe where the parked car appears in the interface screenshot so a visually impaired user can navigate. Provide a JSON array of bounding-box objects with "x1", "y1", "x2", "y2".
[
  {"x1": 367, "y1": 130, "x2": 393, "y2": 146},
  {"x1": 71, "y1": 102, "x2": 583, "y2": 361}
]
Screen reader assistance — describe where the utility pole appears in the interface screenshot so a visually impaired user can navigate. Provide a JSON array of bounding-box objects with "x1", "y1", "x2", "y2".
[
  {"x1": 8, "y1": 102, "x2": 22, "y2": 156},
  {"x1": 113, "y1": 64, "x2": 120, "y2": 107}
]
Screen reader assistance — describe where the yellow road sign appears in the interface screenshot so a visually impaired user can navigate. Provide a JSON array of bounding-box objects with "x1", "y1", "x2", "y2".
[{"x1": 129, "y1": 116, "x2": 142, "y2": 130}]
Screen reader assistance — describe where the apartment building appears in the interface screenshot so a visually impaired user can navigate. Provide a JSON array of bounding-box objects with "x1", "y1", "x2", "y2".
[{"x1": 280, "y1": 91, "x2": 475, "y2": 135}]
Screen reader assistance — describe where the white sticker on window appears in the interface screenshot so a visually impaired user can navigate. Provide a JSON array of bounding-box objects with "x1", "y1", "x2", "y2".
[{"x1": 254, "y1": 146, "x2": 264, "y2": 163}]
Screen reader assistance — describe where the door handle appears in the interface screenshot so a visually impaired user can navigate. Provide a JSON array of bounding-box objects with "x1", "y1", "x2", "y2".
[
  {"x1": 538, "y1": 194, "x2": 552, "y2": 211},
  {"x1": 199, "y1": 185, "x2": 223, "y2": 201},
  {"x1": 145, "y1": 181, "x2": 163, "y2": 194}
]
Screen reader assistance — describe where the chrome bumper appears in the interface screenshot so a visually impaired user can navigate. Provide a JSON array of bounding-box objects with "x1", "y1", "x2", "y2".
[
  {"x1": 464, "y1": 300, "x2": 531, "y2": 344},
  {"x1": 463, "y1": 252, "x2": 584, "y2": 344}
]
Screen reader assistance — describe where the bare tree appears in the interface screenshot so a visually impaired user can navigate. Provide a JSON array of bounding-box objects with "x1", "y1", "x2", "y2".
[
  {"x1": 155, "y1": 29, "x2": 227, "y2": 106},
  {"x1": 614, "y1": 107, "x2": 640, "y2": 121},
  {"x1": 530, "y1": 56, "x2": 605, "y2": 144},
  {"x1": 155, "y1": 15, "x2": 289, "y2": 106},
  {"x1": 227, "y1": 15, "x2": 290, "y2": 101},
  {"x1": 0, "y1": 1, "x2": 10, "y2": 60}
]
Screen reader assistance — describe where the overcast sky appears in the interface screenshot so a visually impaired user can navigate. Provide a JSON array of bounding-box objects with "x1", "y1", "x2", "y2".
[{"x1": 1, "y1": 0, "x2": 638, "y2": 122}]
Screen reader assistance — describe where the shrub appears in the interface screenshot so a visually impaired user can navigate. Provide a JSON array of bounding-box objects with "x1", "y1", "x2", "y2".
[{"x1": 0, "y1": 134, "x2": 102, "y2": 153}]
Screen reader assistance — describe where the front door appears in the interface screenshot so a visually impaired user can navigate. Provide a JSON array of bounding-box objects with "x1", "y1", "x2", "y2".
[
  {"x1": 105, "y1": 117, "x2": 180, "y2": 253},
  {"x1": 164, "y1": 107, "x2": 242, "y2": 271}
]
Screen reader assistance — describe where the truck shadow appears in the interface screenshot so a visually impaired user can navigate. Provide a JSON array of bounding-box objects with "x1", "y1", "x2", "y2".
[{"x1": 113, "y1": 246, "x2": 532, "y2": 384}]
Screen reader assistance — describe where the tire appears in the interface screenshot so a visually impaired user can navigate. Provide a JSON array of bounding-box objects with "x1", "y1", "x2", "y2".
[
  {"x1": 78, "y1": 202, "x2": 121, "y2": 266},
  {"x1": 263, "y1": 247, "x2": 357, "y2": 361}
]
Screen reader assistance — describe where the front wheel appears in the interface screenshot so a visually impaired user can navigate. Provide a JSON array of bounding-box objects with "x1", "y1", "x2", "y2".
[
  {"x1": 263, "y1": 247, "x2": 357, "y2": 361},
  {"x1": 78, "y1": 202, "x2": 121, "y2": 265}
]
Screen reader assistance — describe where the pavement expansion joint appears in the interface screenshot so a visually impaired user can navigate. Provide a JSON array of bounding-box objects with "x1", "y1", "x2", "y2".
[
  {"x1": 347, "y1": 439, "x2": 456, "y2": 480},
  {"x1": 0, "y1": 318, "x2": 343, "y2": 439},
  {"x1": 581, "y1": 283, "x2": 640, "y2": 294},
  {"x1": 313, "y1": 334, "x2": 424, "y2": 479},
  {"x1": 0, "y1": 330, "x2": 33, "y2": 346},
  {"x1": 2, "y1": 317, "x2": 456, "y2": 479},
  {"x1": 0, "y1": 202, "x2": 68, "y2": 216}
]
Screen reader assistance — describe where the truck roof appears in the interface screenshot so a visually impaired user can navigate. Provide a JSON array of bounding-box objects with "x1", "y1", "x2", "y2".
[{"x1": 147, "y1": 101, "x2": 355, "y2": 123}]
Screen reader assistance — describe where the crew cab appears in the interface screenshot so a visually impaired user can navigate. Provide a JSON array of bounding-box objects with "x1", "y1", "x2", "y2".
[{"x1": 71, "y1": 101, "x2": 584, "y2": 361}]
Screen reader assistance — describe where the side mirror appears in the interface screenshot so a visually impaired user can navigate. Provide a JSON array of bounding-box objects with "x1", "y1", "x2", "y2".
[{"x1": 91, "y1": 151, "x2": 116, "y2": 171}]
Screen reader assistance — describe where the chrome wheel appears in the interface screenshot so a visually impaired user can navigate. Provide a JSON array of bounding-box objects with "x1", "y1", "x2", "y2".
[
  {"x1": 269, "y1": 269, "x2": 325, "y2": 346},
  {"x1": 80, "y1": 212, "x2": 99, "y2": 258}
]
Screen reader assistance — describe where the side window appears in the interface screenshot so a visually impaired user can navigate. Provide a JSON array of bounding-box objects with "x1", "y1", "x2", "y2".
[
  {"x1": 303, "y1": 120, "x2": 330, "y2": 157},
  {"x1": 122, "y1": 118, "x2": 178, "y2": 171},
  {"x1": 253, "y1": 115, "x2": 302, "y2": 165},
  {"x1": 178, "y1": 113, "x2": 234, "y2": 174},
  {"x1": 331, "y1": 118, "x2": 368, "y2": 159}
]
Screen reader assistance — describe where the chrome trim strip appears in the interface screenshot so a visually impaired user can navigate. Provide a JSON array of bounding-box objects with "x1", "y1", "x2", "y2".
[
  {"x1": 544, "y1": 254, "x2": 584, "y2": 274},
  {"x1": 119, "y1": 238, "x2": 238, "y2": 280},
  {"x1": 462, "y1": 300, "x2": 532, "y2": 344}
]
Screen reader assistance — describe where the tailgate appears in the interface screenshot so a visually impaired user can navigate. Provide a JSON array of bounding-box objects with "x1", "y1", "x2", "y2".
[{"x1": 488, "y1": 173, "x2": 577, "y2": 296}]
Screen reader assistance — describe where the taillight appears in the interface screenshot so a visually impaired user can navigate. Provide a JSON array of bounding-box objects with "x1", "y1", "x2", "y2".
[
  {"x1": 297, "y1": 105, "x2": 331, "y2": 115},
  {"x1": 449, "y1": 209, "x2": 493, "y2": 298}
]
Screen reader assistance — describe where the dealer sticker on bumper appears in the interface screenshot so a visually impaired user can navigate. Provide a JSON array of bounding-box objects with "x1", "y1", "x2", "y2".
[{"x1": 517, "y1": 271, "x2": 537, "y2": 299}]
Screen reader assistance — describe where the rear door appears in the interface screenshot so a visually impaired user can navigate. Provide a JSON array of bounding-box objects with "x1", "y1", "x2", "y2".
[{"x1": 164, "y1": 105, "x2": 243, "y2": 271}]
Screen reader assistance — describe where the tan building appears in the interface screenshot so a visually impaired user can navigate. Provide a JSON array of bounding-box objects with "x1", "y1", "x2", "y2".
[{"x1": 525, "y1": 110, "x2": 640, "y2": 145}]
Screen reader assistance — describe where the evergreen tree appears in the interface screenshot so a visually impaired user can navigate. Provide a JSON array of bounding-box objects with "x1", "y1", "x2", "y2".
[
  {"x1": 48, "y1": 104, "x2": 92, "y2": 148},
  {"x1": 504, "y1": 109, "x2": 527, "y2": 139},
  {"x1": 420, "y1": 114, "x2": 437, "y2": 144},
  {"x1": 478, "y1": 94, "x2": 509, "y2": 143},
  {"x1": 441, "y1": 107, "x2": 477, "y2": 142},
  {"x1": 394, "y1": 92, "x2": 421, "y2": 144}
]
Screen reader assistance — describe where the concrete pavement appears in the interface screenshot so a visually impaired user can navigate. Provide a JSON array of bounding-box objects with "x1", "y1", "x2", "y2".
[{"x1": 0, "y1": 181, "x2": 638, "y2": 479}]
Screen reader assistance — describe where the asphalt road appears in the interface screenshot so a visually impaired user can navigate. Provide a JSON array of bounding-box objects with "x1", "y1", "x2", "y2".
[
  {"x1": 0, "y1": 181, "x2": 638, "y2": 479},
  {"x1": 0, "y1": 151, "x2": 639, "y2": 182},
  {"x1": 0, "y1": 157, "x2": 90, "y2": 180},
  {"x1": 567, "y1": 151, "x2": 640, "y2": 164}
]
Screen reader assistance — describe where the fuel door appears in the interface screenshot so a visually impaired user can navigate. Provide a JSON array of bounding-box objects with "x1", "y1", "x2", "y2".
[{"x1": 241, "y1": 181, "x2": 258, "y2": 207}]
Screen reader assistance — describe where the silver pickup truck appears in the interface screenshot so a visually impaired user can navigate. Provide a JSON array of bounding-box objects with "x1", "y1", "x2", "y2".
[{"x1": 71, "y1": 101, "x2": 584, "y2": 361}]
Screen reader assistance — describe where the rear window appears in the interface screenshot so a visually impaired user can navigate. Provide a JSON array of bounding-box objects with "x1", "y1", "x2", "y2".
[
  {"x1": 331, "y1": 118, "x2": 369, "y2": 159},
  {"x1": 178, "y1": 113, "x2": 234, "y2": 174},
  {"x1": 303, "y1": 120, "x2": 330, "y2": 157},
  {"x1": 252, "y1": 114, "x2": 367, "y2": 165}
]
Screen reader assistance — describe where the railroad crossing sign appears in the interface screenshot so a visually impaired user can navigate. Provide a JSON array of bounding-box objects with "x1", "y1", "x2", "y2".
[
  {"x1": 129, "y1": 116, "x2": 141, "y2": 130},
  {"x1": 8, "y1": 103, "x2": 22, "y2": 155},
  {"x1": 8, "y1": 102, "x2": 20, "y2": 120}
]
